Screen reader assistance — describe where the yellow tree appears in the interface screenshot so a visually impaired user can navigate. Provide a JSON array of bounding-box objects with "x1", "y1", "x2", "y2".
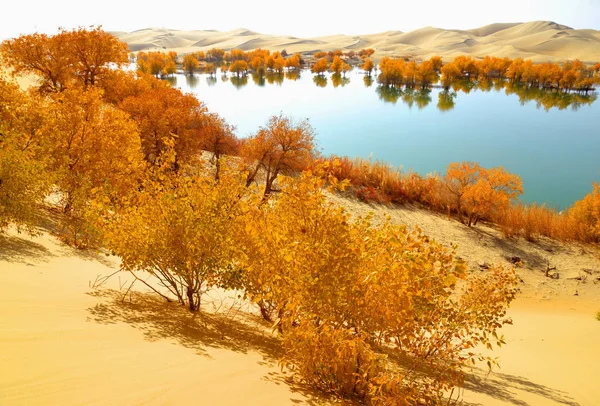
[
  {"x1": 240, "y1": 168, "x2": 518, "y2": 403},
  {"x1": 285, "y1": 53, "x2": 301, "y2": 70},
  {"x1": 205, "y1": 62, "x2": 216, "y2": 76},
  {"x1": 64, "y1": 26, "x2": 129, "y2": 87},
  {"x1": 341, "y1": 61, "x2": 352, "y2": 77},
  {"x1": 229, "y1": 60, "x2": 248, "y2": 77},
  {"x1": 41, "y1": 87, "x2": 144, "y2": 214},
  {"x1": 271, "y1": 55, "x2": 285, "y2": 73},
  {"x1": 430, "y1": 55, "x2": 443, "y2": 72},
  {"x1": 137, "y1": 51, "x2": 170, "y2": 77},
  {"x1": 201, "y1": 114, "x2": 239, "y2": 180},
  {"x1": 445, "y1": 162, "x2": 484, "y2": 224},
  {"x1": 506, "y1": 58, "x2": 525, "y2": 83},
  {"x1": 358, "y1": 48, "x2": 375, "y2": 58},
  {"x1": 463, "y1": 167, "x2": 523, "y2": 227},
  {"x1": 119, "y1": 86, "x2": 209, "y2": 167},
  {"x1": 241, "y1": 114, "x2": 316, "y2": 197},
  {"x1": 330, "y1": 55, "x2": 351, "y2": 76},
  {"x1": 249, "y1": 56, "x2": 265, "y2": 75},
  {"x1": 453, "y1": 55, "x2": 478, "y2": 78},
  {"x1": 440, "y1": 63, "x2": 461, "y2": 90},
  {"x1": 361, "y1": 58, "x2": 375, "y2": 76},
  {"x1": 446, "y1": 162, "x2": 522, "y2": 227},
  {"x1": 1, "y1": 32, "x2": 74, "y2": 92},
  {"x1": 162, "y1": 58, "x2": 177, "y2": 77},
  {"x1": 206, "y1": 48, "x2": 225, "y2": 62},
  {"x1": 404, "y1": 60, "x2": 419, "y2": 87},
  {"x1": 416, "y1": 60, "x2": 438, "y2": 88},
  {"x1": 0, "y1": 77, "x2": 51, "y2": 232},
  {"x1": 330, "y1": 55, "x2": 344, "y2": 74},
  {"x1": 569, "y1": 183, "x2": 600, "y2": 242},
  {"x1": 183, "y1": 54, "x2": 200, "y2": 75},
  {"x1": 97, "y1": 152, "x2": 255, "y2": 312},
  {"x1": 378, "y1": 57, "x2": 405, "y2": 86},
  {"x1": 1, "y1": 27, "x2": 129, "y2": 92},
  {"x1": 311, "y1": 58, "x2": 329, "y2": 75}
]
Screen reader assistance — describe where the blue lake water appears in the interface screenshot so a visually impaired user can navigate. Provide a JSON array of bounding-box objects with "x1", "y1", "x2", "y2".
[{"x1": 171, "y1": 70, "x2": 600, "y2": 209}]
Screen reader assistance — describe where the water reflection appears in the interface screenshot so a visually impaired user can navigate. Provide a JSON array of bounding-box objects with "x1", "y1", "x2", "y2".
[
  {"x1": 504, "y1": 82, "x2": 598, "y2": 111},
  {"x1": 437, "y1": 90, "x2": 457, "y2": 112},
  {"x1": 185, "y1": 74, "x2": 199, "y2": 89},
  {"x1": 164, "y1": 76, "x2": 178, "y2": 87},
  {"x1": 251, "y1": 72, "x2": 266, "y2": 87},
  {"x1": 230, "y1": 75, "x2": 248, "y2": 89},
  {"x1": 331, "y1": 73, "x2": 350, "y2": 88},
  {"x1": 165, "y1": 69, "x2": 598, "y2": 112},
  {"x1": 451, "y1": 79, "x2": 476, "y2": 94},
  {"x1": 206, "y1": 75, "x2": 217, "y2": 87},
  {"x1": 376, "y1": 86, "x2": 432, "y2": 109},
  {"x1": 414, "y1": 89, "x2": 432, "y2": 109},
  {"x1": 313, "y1": 75, "x2": 327, "y2": 88},
  {"x1": 376, "y1": 85, "x2": 402, "y2": 104},
  {"x1": 166, "y1": 69, "x2": 599, "y2": 207},
  {"x1": 285, "y1": 71, "x2": 300, "y2": 81},
  {"x1": 266, "y1": 72, "x2": 284, "y2": 86}
]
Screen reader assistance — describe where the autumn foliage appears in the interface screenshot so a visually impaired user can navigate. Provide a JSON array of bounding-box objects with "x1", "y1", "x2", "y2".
[
  {"x1": 240, "y1": 169, "x2": 518, "y2": 403},
  {"x1": 445, "y1": 162, "x2": 523, "y2": 227},
  {"x1": 136, "y1": 51, "x2": 177, "y2": 77},
  {"x1": 0, "y1": 27, "x2": 598, "y2": 405},
  {"x1": 311, "y1": 57, "x2": 329, "y2": 75},
  {"x1": 96, "y1": 146, "x2": 252, "y2": 312},
  {"x1": 0, "y1": 77, "x2": 51, "y2": 232},
  {"x1": 378, "y1": 54, "x2": 599, "y2": 92},
  {"x1": 1, "y1": 26, "x2": 129, "y2": 92},
  {"x1": 241, "y1": 114, "x2": 316, "y2": 197}
]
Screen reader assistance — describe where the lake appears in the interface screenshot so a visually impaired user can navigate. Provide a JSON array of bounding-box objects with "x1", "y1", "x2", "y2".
[{"x1": 171, "y1": 69, "x2": 600, "y2": 209}]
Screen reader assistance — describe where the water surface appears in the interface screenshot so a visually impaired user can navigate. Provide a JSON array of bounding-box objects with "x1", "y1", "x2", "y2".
[{"x1": 173, "y1": 70, "x2": 600, "y2": 208}]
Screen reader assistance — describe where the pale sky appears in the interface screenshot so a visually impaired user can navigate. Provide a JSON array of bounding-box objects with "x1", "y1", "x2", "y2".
[{"x1": 1, "y1": 0, "x2": 599, "y2": 40}]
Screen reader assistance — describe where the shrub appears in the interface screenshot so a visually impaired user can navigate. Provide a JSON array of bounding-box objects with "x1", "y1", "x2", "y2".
[{"x1": 240, "y1": 169, "x2": 519, "y2": 403}]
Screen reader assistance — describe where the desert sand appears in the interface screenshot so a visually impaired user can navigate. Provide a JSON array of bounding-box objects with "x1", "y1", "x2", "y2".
[
  {"x1": 113, "y1": 21, "x2": 600, "y2": 63},
  {"x1": 1, "y1": 199, "x2": 599, "y2": 405}
]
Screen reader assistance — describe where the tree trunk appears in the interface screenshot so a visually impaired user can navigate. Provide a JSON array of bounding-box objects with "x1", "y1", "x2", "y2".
[
  {"x1": 63, "y1": 193, "x2": 74, "y2": 214},
  {"x1": 187, "y1": 287, "x2": 197, "y2": 312},
  {"x1": 214, "y1": 154, "x2": 221, "y2": 181},
  {"x1": 258, "y1": 299, "x2": 273, "y2": 322}
]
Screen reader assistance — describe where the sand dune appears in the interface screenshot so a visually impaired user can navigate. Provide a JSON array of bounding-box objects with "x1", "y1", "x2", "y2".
[
  {"x1": 0, "y1": 227, "x2": 319, "y2": 406},
  {"x1": 2, "y1": 198, "x2": 600, "y2": 405},
  {"x1": 114, "y1": 21, "x2": 600, "y2": 63}
]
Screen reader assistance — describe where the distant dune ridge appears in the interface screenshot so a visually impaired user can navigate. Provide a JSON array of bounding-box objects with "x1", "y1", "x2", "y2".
[{"x1": 113, "y1": 21, "x2": 600, "y2": 62}]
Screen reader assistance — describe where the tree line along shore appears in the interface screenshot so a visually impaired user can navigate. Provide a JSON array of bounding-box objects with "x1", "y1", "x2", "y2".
[
  {"x1": 134, "y1": 46, "x2": 600, "y2": 111},
  {"x1": 135, "y1": 45, "x2": 600, "y2": 93}
]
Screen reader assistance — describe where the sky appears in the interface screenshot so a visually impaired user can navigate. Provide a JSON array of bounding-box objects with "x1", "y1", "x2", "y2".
[{"x1": 1, "y1": 0, "x2": 599, "y2": 39}]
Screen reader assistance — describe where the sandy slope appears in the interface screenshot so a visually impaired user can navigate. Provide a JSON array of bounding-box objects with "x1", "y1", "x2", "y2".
[
  {"x1": 0, "y1": 229, "x2": 320, "y2": 406},
  {"x1": 114, "y1": 21, "x2": 600, "y2": 63},
  {"x1": 1, "y1": 199, "x2": 599, "y2": 405}
]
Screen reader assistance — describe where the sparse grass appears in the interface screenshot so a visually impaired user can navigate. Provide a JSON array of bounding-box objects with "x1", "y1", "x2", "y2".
[
  {"x1": 313, "y1": 155, "x2": 600, "y2": 245},
  {"x1": 315, "y1": 155, "x2": 439, "y2": 205}
]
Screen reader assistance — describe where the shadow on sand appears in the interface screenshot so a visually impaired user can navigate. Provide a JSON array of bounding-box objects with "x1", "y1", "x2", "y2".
[
  {"x1": 86, "y1": 289, "x2": 324, "y2": 405},
  {"x1": 461, "y1": 367, "x2": 580, "y2": 406},
  {"x1": 0, "y1": 208, "x2": 116, "y2": 268},
  {"x1": 0, "y1": 233, "x2": 54, "y2": 265}
]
